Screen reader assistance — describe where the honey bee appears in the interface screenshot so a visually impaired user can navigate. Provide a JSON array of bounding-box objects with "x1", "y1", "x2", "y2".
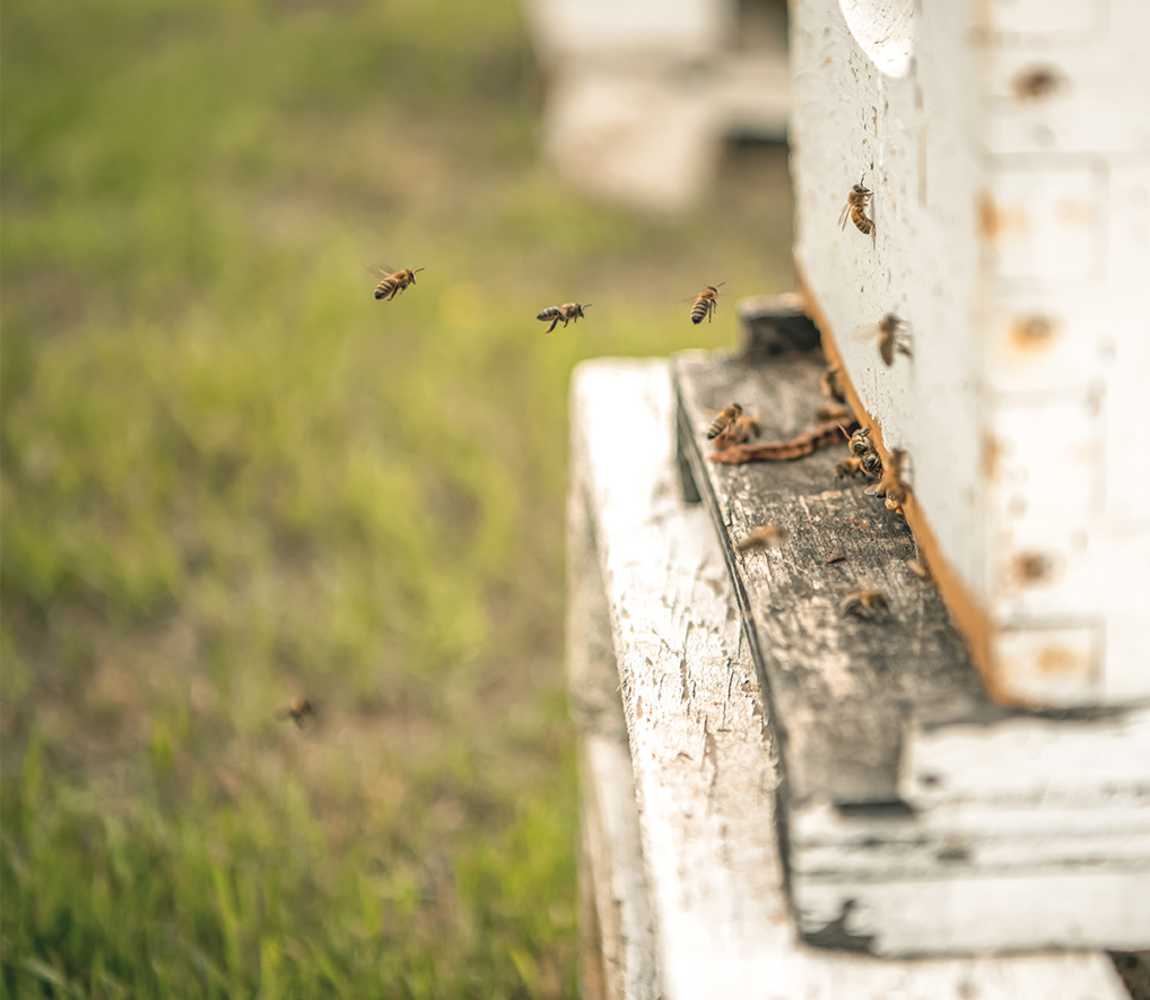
[
  {"x1": 835, "y1": 455, "x2": 867, "y2": 479},
  {"x1": 276, "y1": 697, "x2": 316, "y2": 728},
  {"x1": 690, "y1": 283, "x2": 726, "y2": 325},
  {"x1": 706, "y1": 402, "x2": 743, "y2": 440},
  {"x1": 373, "y1": 266, "x2": 425, "y2": 301},
  {"x1": 847, "y1": 426, "x2": 873, "y2": 457},
  {"x1": 906, "y1": 558, "x2": 931, "y2": 580},
  {"x1": 840, "y1": 589, "x2": 891, "y2": 621},
  {"x1": 537, "y1": 302, "x2": 590, "y2": 334},
  {"x1": 838, "y1": 177, "x2": 876, "y2": 244},
  {"x1": 819, "y1": 365, "x2": 847, "y2": 404},
  {"x1": 737, "y1": 523, "x2": 789, "y2": 552},
  {"x1": 713, "y1": 413, "x2": 761, "y2": 449},
  {"x1": 866, "y1": 448, "x2": 909, "y2": 505},
  {"x1": 855, "y1": 313, "x2": 912, "y2": 367}
]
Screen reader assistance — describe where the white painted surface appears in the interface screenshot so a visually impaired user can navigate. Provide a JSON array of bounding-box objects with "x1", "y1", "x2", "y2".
[
  {"x1": 790, "y1": 0, "x2": 1150, "y2": 705},
  {"x1": 528, "y1": 0, "x2": 788, "y2": 209},
  {"x1": 569, "y1": 358, "x2": 1128, "y2": 992}
]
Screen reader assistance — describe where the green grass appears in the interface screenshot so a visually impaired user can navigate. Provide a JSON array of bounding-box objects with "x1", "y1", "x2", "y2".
[{"x1": 0, "y1": 0, "x2": 792, "y2": 995}]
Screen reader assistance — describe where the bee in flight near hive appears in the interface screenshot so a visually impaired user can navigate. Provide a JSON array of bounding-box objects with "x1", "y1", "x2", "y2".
[
  {"x1": 737, "y1": 523, "x2": 789, "y2": 553},
  {"x1": 537, "y1": 302, "x2": 590, "y2": 334},
  {"x1": 838, "y1": 177, "x2": 876, "y2": 245},
  {"x1": 689, "y1": 283, "x2": 726, "y2": 325},
  {"x1": 276, "y1": 697, "x2": 316, "y2": 728},
  {"x1": 706, "y1": 402, "x2": 743, "y2": 440},
  {"x1": 855, "y1": 313, "x2": 912, "y2": 367},
  {"x1": 373, "y1": 266, "x2": 425, "y2": 301}
]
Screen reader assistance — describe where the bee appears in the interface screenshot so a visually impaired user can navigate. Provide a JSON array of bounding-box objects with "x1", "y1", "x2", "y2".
[
  {"x1": 706, "y1": 402, "x2": 743, "y2": 440},
  {"x1": 373, "y1": 266, "x2": 425, "y2": 301},
  {"x1": 713, "y1": 413, "x2": 761, "y2": 449},
  {"x1": 855, "y1": 313, "x2": 912, "y2": 367},
  {"x1": 838, "y1": 177, "x2": 876, "y2": 244},
  {"x1": 835, "y1": 455, "x2": 868, "y2": 479},
  {"x1": 906, "y1": 558, "x2": 931, "y2": 580},
  {"x1": 840, "y1": 589, "x2": 891, "y2": 621},
  {"x1": 536, "y1": 302, "x2": 590, "y2": 334},
  {"x1": 866, "y1": 448, "x2": 909, "y2": 505},
  {"x1": 689, "y1": 283, "x2": 726, "y2": 325},
  {"x1": 847, "y1": 426, "x2": 873, "y2": 457},
  {"x1": 819, "y1": 364, "x2": 847, "y2": 404},
  {"x1": 276, "y1": 697, "x2": 316, "y2": 728},
  {"x1": 737, "y1": 523, "x2": 789, "y2": 552}
]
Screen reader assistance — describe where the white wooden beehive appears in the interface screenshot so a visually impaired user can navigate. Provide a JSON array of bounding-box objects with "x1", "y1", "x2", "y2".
[
  {"x1": 524, "y1": 0, "x2": 790, "y2": 210},
  {"x1": 790, "y1": 0, "x2": 1150, "y2": 706}
]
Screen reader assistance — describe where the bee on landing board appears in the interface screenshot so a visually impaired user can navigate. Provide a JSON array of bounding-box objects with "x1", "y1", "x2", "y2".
[
  {"x1": 373, "y1": 267, "x2": 425, "y2": 301},
  {"x1": 855, "y1": 313, "x2": 912, "y2": 367},
  {"x1": 276, "y1": 697, "x2": 316, "y2": 728},
  {"x1": 838, "y1": 178, "x2": 876, "y2": 245},
  {"x1": 537, "y1": 303, "x2": 590, "y2": 334},
  {"x1": 737, "y1": 523, "x2": 789, "y2": 553},
  {"x1": 706, "y1": 402, "x2": 743, "y2": 440},
  {"x1": 819, "y1": 365, "x2": 847, "y2": 404},
  {"x1": 866, "y1": 448, "x2": 909, "y2": 507},
  {"x1": 840, "y1": 589, "x2": 890, "y2": 621},
  {"x1": 712, "y1": 413, "x2": 761, "y2": 449},
  {"x1": 690, "y1": 283, "x2": 725, "y2": 325}
]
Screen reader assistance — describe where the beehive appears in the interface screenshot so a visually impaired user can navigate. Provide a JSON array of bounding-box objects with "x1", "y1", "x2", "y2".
[{"x1": 790, "y1": 0, "x2": 1150, "y2": 706}]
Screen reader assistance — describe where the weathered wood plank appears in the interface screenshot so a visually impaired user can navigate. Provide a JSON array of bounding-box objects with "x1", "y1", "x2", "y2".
[
  {"x1": 671, "y1": 347, "x2": 1150, "y2": 955},
  {"x1": 673, "y1": 348, "x2": 988, "y2": 805},
  {"x1": 568, "y1": 463, "x2": 659, "y2": 1000},
  {"x1": 570, "y1": 357, "x2": 1125, "y2": 991}
]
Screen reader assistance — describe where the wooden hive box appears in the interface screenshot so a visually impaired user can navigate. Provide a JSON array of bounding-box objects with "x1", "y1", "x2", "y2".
[{"x1": 789, "y1": 0, "x2": 1150, "y2": 706}]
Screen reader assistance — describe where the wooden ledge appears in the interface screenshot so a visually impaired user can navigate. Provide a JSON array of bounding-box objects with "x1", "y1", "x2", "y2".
[{"x1": 567, "y1": 357, "x2": 1127, "y2": 984}]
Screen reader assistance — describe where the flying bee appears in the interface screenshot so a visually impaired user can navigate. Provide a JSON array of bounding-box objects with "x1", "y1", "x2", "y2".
[
  {"x1": 373, "y1": 266, "x2": 425, "y2": 301},
  {"x1": 819, "y1": 365, "x2": 847, "y2": 404},
  {"x1": 840, "y1": 589, "x2": 891, "y2": 621},
  {"x1": 706, "y1": 402, "x2": 743, "y2": 440},
  {"x1": 855, "y1": 313, "x2": 912, "y2": 367},
  {"x1": 737, "y1": 523, "x2": 789, "y2": 553},
  {"x1": 536, "y1": 302, "x2": 590, "y2": 334},
  {"x1": 276, "y1": 697, "x2": 316, "y2": 728},
  {"x1": 838, "y1": 177, "x2": 876, "y2": 244},
  {"x1": 689, "y1": 283, "x2": 726, "y2": 325},
  {"x1": 866, "y1": 448, "x2": 909, "y2": 505}
]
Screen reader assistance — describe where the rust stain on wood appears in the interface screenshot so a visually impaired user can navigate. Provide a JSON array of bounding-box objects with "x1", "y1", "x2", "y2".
[
  {"x1": 709, "y1": 419, "x2": 844, "y2": 465},
  {"x1": 1037, "y1": 645, "x2": 1085, "y2": 676},
  {"x1": 980, "y1": 433, "x2": 1001, "y2": 480},
  {"x1": 1011, "y1": 66, "x2": 1063, "y2": 100},
  {"x1": 1014, "y1": 551, "x2": 1053, "y2": 584},
  {"x1": 1009, "y1": 315, "x2": 1056, "y2": 353}
]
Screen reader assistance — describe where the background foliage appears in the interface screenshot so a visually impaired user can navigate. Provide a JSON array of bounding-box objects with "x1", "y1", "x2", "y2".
[{"x1": 0, "y1": 0, "x2": 791, "y2": 995}]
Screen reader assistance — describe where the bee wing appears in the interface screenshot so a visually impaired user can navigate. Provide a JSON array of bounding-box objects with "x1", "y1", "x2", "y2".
[
  {"x1": 838, "y1": 200, "x2": 851, "y2": 229},
  {"x1": 850, "y1": 324, "x2": 879, "y2": 343}
]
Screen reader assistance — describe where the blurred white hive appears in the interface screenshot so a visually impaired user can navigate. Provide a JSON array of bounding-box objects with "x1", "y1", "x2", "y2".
[
  {"x1": 791, "y1": 0, "x2": 1150, "y2": 706},
  {"x1": 525, "y1": 0, "x2": 790, "y2": 211}
]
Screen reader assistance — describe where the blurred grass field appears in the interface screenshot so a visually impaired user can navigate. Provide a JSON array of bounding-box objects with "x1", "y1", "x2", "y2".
[{"x1": 0, "y1": 0, "x2": 792, "y2": 995}]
